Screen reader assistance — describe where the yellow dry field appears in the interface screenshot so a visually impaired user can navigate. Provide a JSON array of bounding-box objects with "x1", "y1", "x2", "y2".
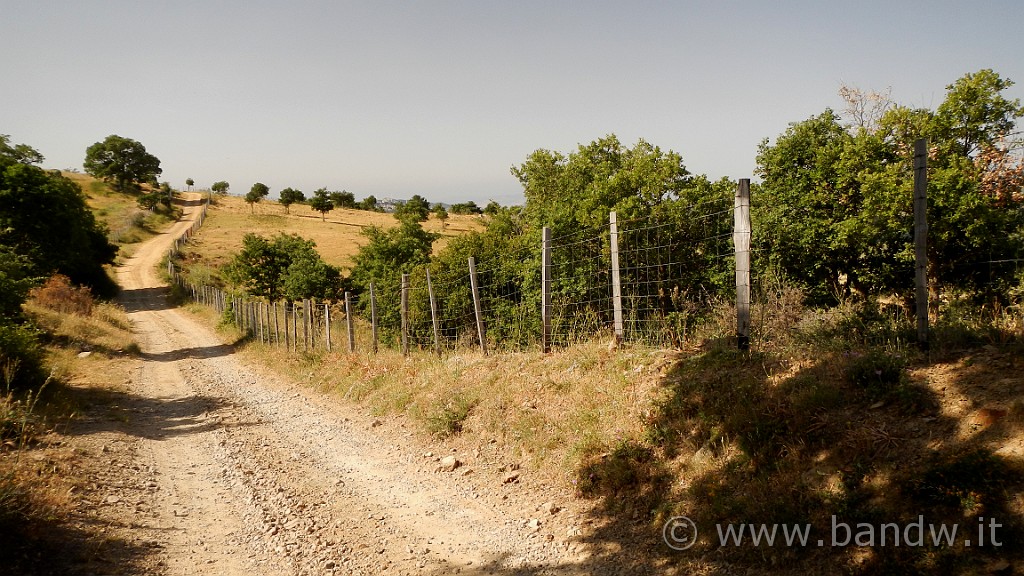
[{"x1": 191, "y1": 195, "x2": 484, "y2": 271}]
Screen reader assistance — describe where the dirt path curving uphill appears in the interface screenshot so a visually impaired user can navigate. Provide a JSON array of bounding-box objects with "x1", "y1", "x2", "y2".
[{"x1": 87, "y1": 194, "x2": 596, "y2": 575}]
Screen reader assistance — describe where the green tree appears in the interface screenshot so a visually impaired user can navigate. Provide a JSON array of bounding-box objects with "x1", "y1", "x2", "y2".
[
  {"x1": 224, "y1": 233, "x2": 341, "y2": 301},
  {"x1": 483, "y1": 200, "x2": 501, "y2": 216},
  {"x1": 211, "y1": 181, "x2": 230, "y2": 195},
  {"x1": 349, "y1": 220, "x2": 439, "y2": 336},
  {"x1": 0, "y1": 243, "x2": 36, "y2": 321},
  {"x1": 432, "y1": 203, "x2": 449, "y2": 228},
  {"x1": 278, "y1": 187, "x2": 305, "y2": 214},
  {"x1": 329, "y1": 190, "x2": 356, "y2": 209},
  {"x1": 0, "y1": 134, "x2": 44, "y2": 165},
  {"x1": 308, "y1": 188, "x2": 334, "y2": 221},
  {"x1": 83, "y1": 134, "x2": 162, "y2": 192},
  {"x1": 246, "y1": 182, "x2": 270, "y2": 213},
  {"x1": 359, "y1": 195, "x2": 379, "y2": 211},
  {"x1": 1, "y1": 137, "x2": 117, "y2": 295},
  {"x1": 755, "y1": 69, "x2": 1024, "y2": 304},
  {"x1": 394, "y1": 194, "x2": 430, "y2": 222},
  {"x1": 185, "y1": 177, "x2": 194, "y2": 191},
  {"x1": 449, "y1": 201, "x2": 482, "y2": 215}
]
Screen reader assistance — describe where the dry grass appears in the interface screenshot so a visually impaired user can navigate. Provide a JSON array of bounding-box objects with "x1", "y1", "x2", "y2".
[
  {"x1": 236, "y1": 335, "x2": 672, "y2": 486},
  {"x1": 24, "y1": 300, "x2": 138, "y2": 357},
  {"x1": 190, "y1": 194, "x2": 484, "y2": 271}
]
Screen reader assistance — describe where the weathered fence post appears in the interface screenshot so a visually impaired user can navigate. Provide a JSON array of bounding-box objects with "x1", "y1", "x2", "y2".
[
  {"x1": 914, "y1": 138, "x2": 929, "y2": 350},
  {"x1": 734, "y1": 179, "x2": 751, "y2": 351},
  {"x1": 344, "y1": 292, "x2": 355, "y2": 353},
  {"x1": 325, "y1": 302, "x2": 332, "y2": 352},
  {"x1": 284, "y1": 302, "x2": 290, "y2": 350},
  {"x1": 468, "y1": 257, "x2": 487, "y2": 355},
  {"x1": 369, "y1": 282, "x2": 379, "y2": 354},
  {"x1": 292, "y1": 302, "x2": 298, "y2": 352},
  {"x1": 609, "y1": 212, "x2": 624, "y2": 346},
  {"x1": 426, "y1": 268, "x2": 441, "y2": 356},
  {"x1": 541, "y1": 227, "x2": 552, "y2": 353},
  {"x1": 401, "y1": 274, "x2": 410, "y2": 356},
  {"x1": 303, "y1": 299, "x2": 310, "y2": 352},
  {"x1": 273, "y1": 302, "x2": 280, "y2": 347}
]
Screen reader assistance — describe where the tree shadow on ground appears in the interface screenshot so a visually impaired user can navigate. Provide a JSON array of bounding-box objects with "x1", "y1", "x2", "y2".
[
  {"x1": 57, "y1": 384, "x2": 259, "y2": 441},
  {"x1": 0, "y1": 514, "x2": 155, "y2": 576},
  {"x1": 118, "y1": 287, "x2": 174, "y2": 313},
  {"x1": 465, "y1": 338, "x2": 1024, "y2": 575}
]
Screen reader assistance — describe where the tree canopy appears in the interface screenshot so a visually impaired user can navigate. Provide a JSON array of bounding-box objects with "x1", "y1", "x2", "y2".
[
  {"x1": 1, "y1": 135, "x2": 117, "y2": 296},
  {"x1": 329, "y1": 190, "x2": 356, "y2": 209},
  {"x1": 278, "y1": 187, "x2": 305, "y2": 214},
  {"x1": 83, "y1": 135, "x2": 162, "y2": 192},
  {"x1": 246, "y1": 182, "x2": 270, "y2": 213},
  {"x1": 755, "y1": 68, "x2": 1024, "y2": 304},
  {"x1": 394, "y1": 194, "x2": 430, "y2": 222},
  {"x1": 224, "y1": 233, "x2": 341, "y2": 301},
  {"x1": 211, "y1": 181, "x2": 230, "y2": 195},
  {"x1": 308, "y1": 188, "x2": 333, "y2": 221}
]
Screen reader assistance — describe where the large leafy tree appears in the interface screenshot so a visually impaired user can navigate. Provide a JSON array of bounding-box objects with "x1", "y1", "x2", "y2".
[
  {"x1": 278, "y1": 187, "x2": 305, "y2": 214},
  {"x1": 83, "y1": 135, "x2": 162, "y2": 192},
  {"x1": 756, "y1": 69, "x2": 1024, "y2": 304},
  {"x1": 211, "y1": 181, "x2": 230, "y2": 195},
  {"x1": 224, "y1": 233, "x2": 341, "y2": 301},
  {"x1": 1, "y1": 136, "x2": 117, "y2": 295},
  {"x1": 329, "y1": 190, "x2": 356, "y2": 209}
]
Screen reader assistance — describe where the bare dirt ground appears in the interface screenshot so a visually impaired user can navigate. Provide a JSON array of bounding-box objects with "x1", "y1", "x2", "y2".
[{"x1": 58, "y1": 195, "x2": 625, "y2": 576}]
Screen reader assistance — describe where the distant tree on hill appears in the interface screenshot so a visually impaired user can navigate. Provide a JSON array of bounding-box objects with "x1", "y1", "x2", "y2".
[
  {"x1": 83, "y1": 135, "x2": 162, "y2": 192},
  {"x1": 329, "y1": 190, "x2": 356, "y2": 209},
  {"x1": 359, "y1": 195, "x2": 379, "y2": 212},
  {"x1": 211, "y1": 181, "x2": 230, "y2": 195},
  {"x1": 432, "y1": 203, "x2": 449, "y2": 228},
  {"x1": 246, "y1": 182, "x2": 270, "y2": 213},
  {"x1": 483, "y1": 200, "x2": 501, "y2": 216},
  {"x1": 278, "y1": 187, "x2": 305, "y2": 214},
  {"x1": 185, "y1": 177, "x2": 194, "y2": 191},
  {"x1": 394, "y1": 194, "x2": 430, "y2": 222},
  {"x1": 309, "y1": 188, "x2": 334, "y2": 221},
  {"x1": 449, "y1": 200, "x2": 482, "y2": 215}
]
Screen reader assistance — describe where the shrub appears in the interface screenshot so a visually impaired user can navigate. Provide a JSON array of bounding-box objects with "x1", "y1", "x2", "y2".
[
  {"x1": 0, "y1": 324, "x2": 44, "y2": 391},
  {"x1": 28, "y1": 275, "x2": 93, "y2": 316}
]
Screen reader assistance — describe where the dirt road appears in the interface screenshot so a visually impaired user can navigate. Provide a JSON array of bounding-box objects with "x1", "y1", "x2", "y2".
[{"x1": 97, "y1": 196, "x2": 595, "y2": 575}]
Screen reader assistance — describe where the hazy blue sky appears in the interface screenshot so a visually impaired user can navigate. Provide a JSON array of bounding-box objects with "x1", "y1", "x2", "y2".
[{"x1": 2, "y1": 1, "x2": 1021, "y2": 204}]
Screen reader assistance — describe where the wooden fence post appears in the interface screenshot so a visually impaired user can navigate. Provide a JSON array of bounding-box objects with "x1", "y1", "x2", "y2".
[
  {"x1": 468, "y1": 257, "x2": 487, "y2": 355},
  {"x1": 914, "y1": 138, "x2": 929, "y2": 350},
  {"x1": 541, "y1": 227, "x2": 552, "y2": 353},
  {"x1": 292, "y1": 302, "x2": 298, "y2": 352},
  {"x1": 426, "y1": 269, "x2": 441, "y2": 356},
  {"x1": 734, "y1": 179, "x2": 751, "y2": 351},
  {"x1": 401, "y1": 274, "x2": 410, "y2": 356},
  {"x1": 325, "y1": 302, "x2": 332, "y2": 352},
  {"x1": 609, "y1": 212, "x2": 624, "y2": 345},
  {"x1": 369, "y1": 282, "x2": 379, "y2": 354},
  {"x1": 273, "y1": 301, "x2": 280, "y2": 347},
  {"x1": 303, "y1": 299, "x2": 310, "y2": 352},
  {"x1": 344, "y1": 292, "x2": 355, "y2": 353}
]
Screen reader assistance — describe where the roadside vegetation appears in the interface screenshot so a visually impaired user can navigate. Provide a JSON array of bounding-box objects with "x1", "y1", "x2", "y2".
[{"x1": 183, "y1": 68, "x2": 1024, "y2": 574}]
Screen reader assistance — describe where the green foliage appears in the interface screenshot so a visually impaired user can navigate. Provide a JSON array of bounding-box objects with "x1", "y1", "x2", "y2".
[
  {"x1": 448, "y1": 200, "x2": 481, "y2": 215},
  {"x1": 1, "y1": 138, "x2": 118, "y2": 296},
  {"x1": 425, "y1": 394, "x2": 476, "y2": 438},
  {"x1": 211, "y1": 180, "x2": 230, "y2": 195},
  {"x1": 349, "y1": 220, "x2": 439, "y2": 336},
  {"x1": 245, "y1": 182, "x2": 270, "y2": 212},
  {"x1": 432, "y1": 203, "x2": 449, "y2": 222},
  {"x1": 755, "y1": 69, "x2": 1024, "y2": 305},
  {"x1": 0, "y1": 323, "x2": 44, "y2": 391},
  {"x1": 278, "y1": 187, "x2": 305, "y2": 214},
  {"x1": 224, "y1": 233, "x2": 341, "y2": 301},
  {"x1": 308, "y1": 188, "x2": 333, "y2": 220},
  {"x1": 394, "y1": 194, "x2": 430, "y2": 222},
  {"x1": 0, "y1": 245, "x2": 36, "y2": 321},
  {"x1": 329, "y1": 190, "x2": 356, "y2": 209},
  {"x1": 483, "y1": 200, "x2": 501, "y2": 216},
  {"x1": 83, "y1": 134, "x2": 162, "y2": 192},
  {"x1": 359, "y1": 194, "x2": 379, "y2": 211}
]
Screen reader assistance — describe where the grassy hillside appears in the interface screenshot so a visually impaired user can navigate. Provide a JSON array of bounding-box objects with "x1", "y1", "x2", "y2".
[
  {"x1": 63, "y1": 172, "x2": 179, "y2": 259},
  {"x1": 178, "y1": 194, "x2": 484, "y2": 278}
]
